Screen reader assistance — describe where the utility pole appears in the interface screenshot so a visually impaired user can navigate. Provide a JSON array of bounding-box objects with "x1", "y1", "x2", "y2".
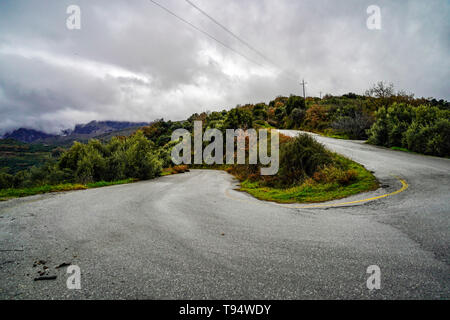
[{"x1": 300, "y1": 79, "x2": 307, "y2": 99}]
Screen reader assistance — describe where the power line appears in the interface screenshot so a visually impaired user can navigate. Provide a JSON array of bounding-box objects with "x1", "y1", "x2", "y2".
[
  {"x1": 149, "y1": 0, "x2": 268, "y2": 70},
  {"x1": 185, "y1": 0, "x2": 275, "y2": 66},
  {"x1": 184, "y1": 0, "x2": 298, "y2": 82}
]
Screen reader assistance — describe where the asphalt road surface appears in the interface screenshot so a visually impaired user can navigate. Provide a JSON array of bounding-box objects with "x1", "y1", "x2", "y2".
[{"x1": 0, "y1": 131, "x2": 449, "y2": 299}]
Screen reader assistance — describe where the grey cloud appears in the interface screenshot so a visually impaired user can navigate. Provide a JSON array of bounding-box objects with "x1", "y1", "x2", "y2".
[{"x1": 0, "y1": 0, "x2": 448, "y2": 134}]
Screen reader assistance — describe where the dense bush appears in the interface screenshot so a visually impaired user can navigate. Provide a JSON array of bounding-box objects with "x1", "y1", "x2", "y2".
[
  {"x1": 289, "y1": 108, "x2": 306, "y2": 128},
  {"x1": 277, "y1": 134, "x2": 332, "y2": 186},
  {"x1": 304, "y1": 105, "x2": 329, "y2": 131},
  {"x1": 59, "y1": 131, "x2": 162, "y2": 183},
  {"x1": 226, "y1": 133, "x2": 360, "y2": 190},
  {"x1": 330, "y1": 102, "x2": 374, "y2": 139},
  {"x1": 223, "y1": 133, "x2": 345, "y2": 188},
  {"x1": 404, "y1": 118, "x2": 450, "y2": 157},
  {"x1": 252, "y1": 103, "x2": 268, "y2": 120},
  {"x1": 1, "y1": 130, "x2": 164, "y2": 190},
  {"x1": 0, "y1": 171, "x2": 14, "y2": 189},
  {"x1": 224, "y1": 108, "x2": 254, "y2": 129},
  {"x1": 312, "y1": 165, "x2": 358, "y2": 186},
  {"x1": 367, "y1": 104, "x2": 450, "y2": 157},
  {"x1": 332, "y1": 111, "x2": 373, "y2": 139},
  {"x1": 366, "y1": 107, "x2": 389, "y2": 145},
  {"x1": 285, "y1": 95, "x2": 305, "y2": 115}
]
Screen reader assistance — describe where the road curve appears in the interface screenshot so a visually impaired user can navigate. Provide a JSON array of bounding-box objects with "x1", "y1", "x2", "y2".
[{"x1": 0, "y1": 132, "x2": 449, "y2": 299}]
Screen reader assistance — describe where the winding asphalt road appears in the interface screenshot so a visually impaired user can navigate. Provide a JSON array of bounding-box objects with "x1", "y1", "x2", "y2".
[{"x1": 0, "y1": 131, "x2": 449, "y2": 299}]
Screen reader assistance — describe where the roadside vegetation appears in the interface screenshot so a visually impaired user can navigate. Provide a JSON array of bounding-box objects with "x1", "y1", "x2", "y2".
[
  {"x1": 0, "y1": 131, "x2": 164, "y2": 200},
  {"x1": 226, "y1": 133, "x2": 378, "y2": 203},
  {"x1": 0, "y1": 179, "x2": 136, "y2": 201},
  {"x1": 367, "y1": 103, "x2": 450, "y2": 157},
  {"x1": 138, "y1": 81, "x2": 449, "y2": 156},
  {"x1": 161, "y1": 165, "x2": 190, "y2": 176},
  {"x1": 1, "y1": 81, "x2": 448, "y2": 201},
  {"x1": 0, "y1": 138, "x2": 60, "y2": 174}
]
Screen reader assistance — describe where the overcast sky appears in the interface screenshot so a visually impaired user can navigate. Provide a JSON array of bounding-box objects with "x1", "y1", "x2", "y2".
[{"x1": 0, "y1": 0, "x2": 449, "y2": 134}]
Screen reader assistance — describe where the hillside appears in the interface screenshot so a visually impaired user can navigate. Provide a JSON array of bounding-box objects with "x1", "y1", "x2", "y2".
[
  {"x1": 0, "y1": 139, "x2": 56, "y2": 174},
  {"x1": 3, "y1": 128, "x2": 57, "y2": 143},
  {"x1": 0, "y1": 121, "x2": 150, "y2": 173},
  {"x1": 2, "y1": 120, "x2": 150, "y2": 145}
]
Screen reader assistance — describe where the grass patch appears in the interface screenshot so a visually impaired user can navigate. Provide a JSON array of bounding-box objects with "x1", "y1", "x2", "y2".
[
  {"x1": 237, "y1": 154, "x2": 378, "y2": 204},
  {"x1": 0, "y1": 165, "x2": 192, "y2": 201},
  {"x1": 324, "y1": 132, "x2": 350, "y2": 140},
  {"x1": 161, "y1": 165, "x2": 190, "y2": 176},
  {"x1": 390, "y1": 146, "x2": 416, "y2": 153},
  {"x1": 0, "y1": 178, "x2": 136, "y2": 201},
  {"x1": 0, "y1": 183, "x2": 87, "y2": 200},
  {"x1": 321, "y1": 129, "x2": 351, "y2": 140},
  {"x1": 287, "y1": 129, "x2": 350, "y2": 140},
  {"x1": 85, "y1": 178, "x2": 136, "y2": 188}
]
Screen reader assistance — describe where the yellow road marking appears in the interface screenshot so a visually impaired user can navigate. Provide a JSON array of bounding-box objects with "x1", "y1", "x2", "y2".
[{"x1": 225, "y1": 177, "x2": 409, "y2": 209}]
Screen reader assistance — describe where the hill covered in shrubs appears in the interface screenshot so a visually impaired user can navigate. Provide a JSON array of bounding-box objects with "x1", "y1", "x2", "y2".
[
  {"x1": 140, "y1": 81, "x2": 449, "y2": 156},
  {"x1": 0, "y1": 81, "x2": 448, "y2": 201},
  {"x1": 0, "y1": 131, "x2": 165, "y2": 192}
]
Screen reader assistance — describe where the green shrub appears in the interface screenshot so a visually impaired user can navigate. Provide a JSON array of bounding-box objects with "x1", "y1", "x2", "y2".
[
  {"x1": 290, "y1": 108, "x2": 306, "y2": 128},
  {"x1": 1, "y1": 130, "x2": 166, "y2": 191},
  {"x1": 224, "y1": 107, "x2": 254, "y2": 130},
  {"x1": 105, "y1": 150, "x2": 127, "y2": 181},
  {"x1": 368, "y1": 103, "x2": 450, "y2": 157},
  {"x1": 313, "y1": 165, "x2": 358, "y2": 186},
  {"x1": 124, "y1": 131, "x2": 162, "y2": 179},
  {"x1": 278, "y1": 134, "x2": 332, "y2": 186},
  {"x1": 0, "y1": 172, "x2": 14, "y2": 189},
  {"x1": 58, "y1": 141, "x2": 87, "y2": 172},
  {"x1": 252, "y1": 103, "x2": 268, "y2": 120},
  {"x1": 367, "y1": 104, "x2": 413, "y2": 146},
  {"x1": 405, "y1": 118, "x2": 450, "y2": 156},
  {"x1": 332, "y1": 110, "x2": 373, "y2": 139},
  {"x1": 285, "y1": 95, "x2": 305, "y2": 115},
  {"x1": 304, "y1": 105, "x2": 329, "y2": 131},
  {"x1": 385, "y1": 103, "x2": 415, "y2": 146}
]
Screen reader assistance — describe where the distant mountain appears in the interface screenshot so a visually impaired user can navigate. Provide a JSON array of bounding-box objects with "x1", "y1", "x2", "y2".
[
  {"x1": 2, "y1": 121, "x2": 150, "y2": 145},
  {"x1": 3, "y1": 128, "x2": 57, "y2": 143},
  {"x1": 72, "y1": 121, "x2": 149, "y2": 135}
]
